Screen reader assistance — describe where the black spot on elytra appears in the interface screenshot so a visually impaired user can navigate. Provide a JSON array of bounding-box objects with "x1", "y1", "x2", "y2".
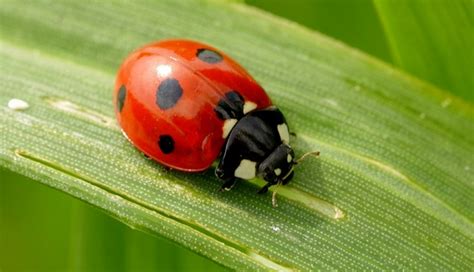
[
  {"x1": 158, "y1": 135, "x2": 174, "y2": 154},
  {"x1": 117, "y1": 85, "x2": 126, "y2": 112},
  {"x1": 196, "y1": 48, "x2": 223, "y2": 64},
  {"x1": 214, "y1": 91, "x2": 245, "y2": 120},
  {"x1": 156, "y1": 78, "x2": 183, "y2": 110}
]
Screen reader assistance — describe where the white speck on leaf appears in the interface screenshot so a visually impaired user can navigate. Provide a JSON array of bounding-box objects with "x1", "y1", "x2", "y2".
[
  {"x1": 8, "y1": 98, "x2": 29, "y2": 111},
  {"x1": 441, "y1": 98, "x2": 452, "y2": 108},
  {"x1": 110, "y1": 195, "x2": 123, "y2": 203},
  {"x1": 323, "y1": 98, "x2": 339, "y2": 107},
  {"x1": 334, "y1": 207, "x2": 345, "y2": 219},
  {"x1": 271, "y1": 226, "x2": 280, "y2": 232}
]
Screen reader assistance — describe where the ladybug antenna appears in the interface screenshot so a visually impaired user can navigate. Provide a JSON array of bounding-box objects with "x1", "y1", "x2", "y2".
[
  {"x1": 295, "y1": 151, "x2": 320, "y2": 164},
  {"x1": 272, "y1": 181, "x2": 283, "y2": 208}
]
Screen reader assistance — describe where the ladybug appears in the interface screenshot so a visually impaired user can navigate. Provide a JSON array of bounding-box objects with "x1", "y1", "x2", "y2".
[{"x1": 114, "y1": 39, "x2": 310, "y2": 196}]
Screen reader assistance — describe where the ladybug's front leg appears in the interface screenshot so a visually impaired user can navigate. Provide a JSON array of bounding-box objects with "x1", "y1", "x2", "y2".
[
  {"x1": 220, "y1": 178, "x2": 237, "y2": 192},
  {"x1": 257, "y1": 182, "x2": 272, "y2": 194},
  {"x1": 215, "y1": 159, "x2": 239, "y2": 192}
]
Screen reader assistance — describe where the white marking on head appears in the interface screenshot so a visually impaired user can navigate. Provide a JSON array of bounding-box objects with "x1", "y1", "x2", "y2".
[
  {"x1": 234, "y1": 159, "x2": 256, "y2": 180},
  {"x1": 277, "y1": 123, "x2": 290, "y2": 144},
  {"x1": 222, "y1": 118, "x2": 238, "y2": 138},
  {"x1": 8, "y1": 98, "x2": 29, "y2": 111},
  {"x1": 274, "y1": 168, "x2": 282, "y2": 176},
  {"x1": 287, "y1": 154, "x2": 292, "y2": 163},
  {"x1": 243, "y1": 101, "x2": 257, "y2": 114},
  {"x1": 156, "y1": 64, "x2": 172, "y2": 77}
]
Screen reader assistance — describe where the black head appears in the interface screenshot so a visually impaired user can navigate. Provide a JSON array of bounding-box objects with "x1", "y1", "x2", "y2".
[{"x1": 257, "y1": 144, "x2": 295, "y2": 186}]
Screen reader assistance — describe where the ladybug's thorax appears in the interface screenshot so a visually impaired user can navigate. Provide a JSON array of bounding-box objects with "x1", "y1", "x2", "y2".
[{"x1": 257, "y1": 144, "x2": 295, "y2": 186}]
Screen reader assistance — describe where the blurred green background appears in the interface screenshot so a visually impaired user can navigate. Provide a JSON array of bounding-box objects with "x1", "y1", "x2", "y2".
[
  {"x1": 1, "y1": 0, "x2": 472, "y2": 271},
  {"x1": 247, "y1": 0, "x2": 392, "y2": 62}
]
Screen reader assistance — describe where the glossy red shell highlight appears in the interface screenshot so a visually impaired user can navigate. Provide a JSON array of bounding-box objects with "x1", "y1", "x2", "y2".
[{"x1": 114, "y1": 40, "x2": 271, "y2": 171}]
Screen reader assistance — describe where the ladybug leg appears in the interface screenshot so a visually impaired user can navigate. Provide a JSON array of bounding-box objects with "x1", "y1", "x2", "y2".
[
  {"x1": 220, "y1": 178, "x2": 237, "y2": 192},
  {"x1": 257, "y1": 182, "x2": 272, "y2": 194}
]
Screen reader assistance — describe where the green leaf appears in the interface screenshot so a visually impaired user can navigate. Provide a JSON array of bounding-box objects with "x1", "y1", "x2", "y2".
[
  {"x1": 374, "y1": 0, "x2": 474, "y2": 101},
  {"x1": 1, "y1": 0, "x2": 473, "y2": 270},
  {"x1": 1, "y1": 168, "x2": 223, "y2": 271}
]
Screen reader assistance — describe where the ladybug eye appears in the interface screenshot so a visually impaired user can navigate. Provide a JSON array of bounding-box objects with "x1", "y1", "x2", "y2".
[{"x1": 264, "y1": 170, "x2": 277, "y2": 182}]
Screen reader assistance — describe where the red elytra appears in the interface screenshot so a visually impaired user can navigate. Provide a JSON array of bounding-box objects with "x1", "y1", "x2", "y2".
[{"x1": 114, "y1": 39, "x2": 272, "y2": 171}]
